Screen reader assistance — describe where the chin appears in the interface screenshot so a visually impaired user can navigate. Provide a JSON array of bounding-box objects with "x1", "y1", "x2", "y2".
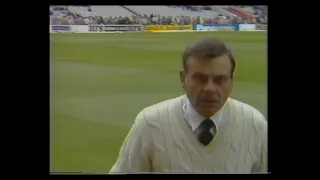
[{"x1": 200, "y1": 108, "x2": 219, "y2": 118}]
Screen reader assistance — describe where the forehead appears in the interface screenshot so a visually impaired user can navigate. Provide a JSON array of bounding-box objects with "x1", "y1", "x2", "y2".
[{"x1": 186, "y1": 54, "x2": 232, "y2": 76}]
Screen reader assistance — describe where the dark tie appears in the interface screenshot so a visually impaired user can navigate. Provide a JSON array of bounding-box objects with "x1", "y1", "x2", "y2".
[{"x1": 195, "y1": 118, "x2": 217, "y2": 146}]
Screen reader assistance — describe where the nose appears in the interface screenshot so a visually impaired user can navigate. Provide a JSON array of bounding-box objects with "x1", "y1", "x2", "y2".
[{"x1": 203, "y1": 80, "x2": 217, "y2": 92}]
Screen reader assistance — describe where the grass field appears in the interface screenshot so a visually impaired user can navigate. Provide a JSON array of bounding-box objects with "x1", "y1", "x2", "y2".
[{"x1": 50, "y1": 32, "x2": 267, "y2": 173}]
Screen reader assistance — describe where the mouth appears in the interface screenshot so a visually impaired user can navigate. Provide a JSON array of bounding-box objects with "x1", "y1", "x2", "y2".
[{"x1": 202, "y1": 99, "x2": 219, "y2": 106}]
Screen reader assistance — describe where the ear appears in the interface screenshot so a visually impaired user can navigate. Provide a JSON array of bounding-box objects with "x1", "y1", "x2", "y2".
[{"x1": 179, "y1": 69, "x2": 187, "y2": 89}]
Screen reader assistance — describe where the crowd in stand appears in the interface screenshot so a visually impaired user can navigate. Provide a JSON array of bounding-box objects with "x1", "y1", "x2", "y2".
[
  {"x1": 169, "y1": 6, "x2": 213, "y2": 11},
  {"x1": 252, "y1": 6, "x2": 267, "y2": 24},
  {"x1": 50, "y1": 6, "x2": 140, "y2": 25},
  {"x1": 50, "y1": 6, "x2": 267, "y2": 26}
]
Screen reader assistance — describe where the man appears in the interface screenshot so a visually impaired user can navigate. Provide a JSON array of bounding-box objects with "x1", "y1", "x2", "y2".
[{"x1": 110, "y1": 38, "x2": 268, "y2": 174}]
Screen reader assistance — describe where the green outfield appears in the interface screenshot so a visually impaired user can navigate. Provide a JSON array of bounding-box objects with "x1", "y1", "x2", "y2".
[{"x1": 50, "y1": 32, "x2": 267, "y2": 173}]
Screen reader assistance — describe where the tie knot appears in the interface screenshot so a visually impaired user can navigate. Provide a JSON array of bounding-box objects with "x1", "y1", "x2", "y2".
[{"x1": 201, "y1": 118, "x2": 215, "y2": 130}]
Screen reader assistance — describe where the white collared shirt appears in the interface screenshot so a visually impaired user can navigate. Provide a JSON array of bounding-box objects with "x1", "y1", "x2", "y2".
[{"x1": 182, "y1": 96, "x2": 229, "y2": 133}]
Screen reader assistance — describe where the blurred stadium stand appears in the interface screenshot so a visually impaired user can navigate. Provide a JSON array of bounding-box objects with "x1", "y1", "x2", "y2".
[{"x1": 49, "y1": 5, "x2": 267, "y2": 26}]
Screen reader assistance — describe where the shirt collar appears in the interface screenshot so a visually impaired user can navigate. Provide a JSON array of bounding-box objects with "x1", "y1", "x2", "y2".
[{"x1": 182, "y1": 96, "x2": 228, "y2": 132}]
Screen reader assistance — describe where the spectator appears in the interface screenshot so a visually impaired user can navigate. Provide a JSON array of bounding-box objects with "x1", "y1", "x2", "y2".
[
  {"x1": 67, "y1": 16, "x2": 75, "y2": 25},
  {"x1": 84, "y1": 17, "x2": 90, "y2": 25},
  {"x1": 97, "y1": 16, "x2": 105, "y2": 24}
]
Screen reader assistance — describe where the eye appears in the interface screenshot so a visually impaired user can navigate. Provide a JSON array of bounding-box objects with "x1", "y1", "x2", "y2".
[
  {"x1": 193, "y1": 74, "x2": 208, "y2": 84},
  {"x1": 198, "y1": 75, "x2": 208, "y2": 83},
  {"x1": 213, "y1": 75, "x2": 228, "y2": 84}
]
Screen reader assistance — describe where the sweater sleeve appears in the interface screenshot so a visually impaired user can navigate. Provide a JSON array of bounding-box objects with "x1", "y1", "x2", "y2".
[
  {"x1": 252, "y1": 113, "x2": 268, "y2": 173},
  {"x1": 109, "y1": 111, "x2": 153, "y2": 173},
  {"x1": 259, "y1": 124, "x2": 268, "y2": 173}
]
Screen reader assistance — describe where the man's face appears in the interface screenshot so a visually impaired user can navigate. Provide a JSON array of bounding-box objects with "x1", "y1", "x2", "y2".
[{"x1": 180, "y1": 55, "x2": 234, "y2": 117}]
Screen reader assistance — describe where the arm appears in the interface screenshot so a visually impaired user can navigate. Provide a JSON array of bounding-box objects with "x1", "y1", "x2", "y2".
[
  {"x1": 252, "y1": 113, "x2": 268, "y2": 173},
  {"x1": 259, "y1": 127, "x2": 268, "y2": 173},
  {"x1": 109, "y1": 111, "x2": 153, "y2": 173}
]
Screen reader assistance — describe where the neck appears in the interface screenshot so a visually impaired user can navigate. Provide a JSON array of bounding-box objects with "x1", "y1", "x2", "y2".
[{"x1": 189, "y1": 101, "x2": 228, "y2": 119}]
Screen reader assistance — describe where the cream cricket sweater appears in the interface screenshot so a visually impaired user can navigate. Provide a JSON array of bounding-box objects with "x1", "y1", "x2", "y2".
[{"x1": 110, "y1": 95, "x2": 268, "y2": 174}]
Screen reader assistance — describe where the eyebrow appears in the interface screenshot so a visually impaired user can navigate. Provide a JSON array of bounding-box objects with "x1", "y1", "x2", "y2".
[{"x1": 192, "y1": 72, "x2": 228, "y2": 78}]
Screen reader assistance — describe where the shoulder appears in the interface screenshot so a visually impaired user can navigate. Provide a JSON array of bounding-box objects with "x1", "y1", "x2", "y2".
[
  {"x1": 228, "y1": 98, "x2": 267, "y2": 132},
  {"x1": 138, "y1": 95, "x2": 185, "y2": 126}
]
